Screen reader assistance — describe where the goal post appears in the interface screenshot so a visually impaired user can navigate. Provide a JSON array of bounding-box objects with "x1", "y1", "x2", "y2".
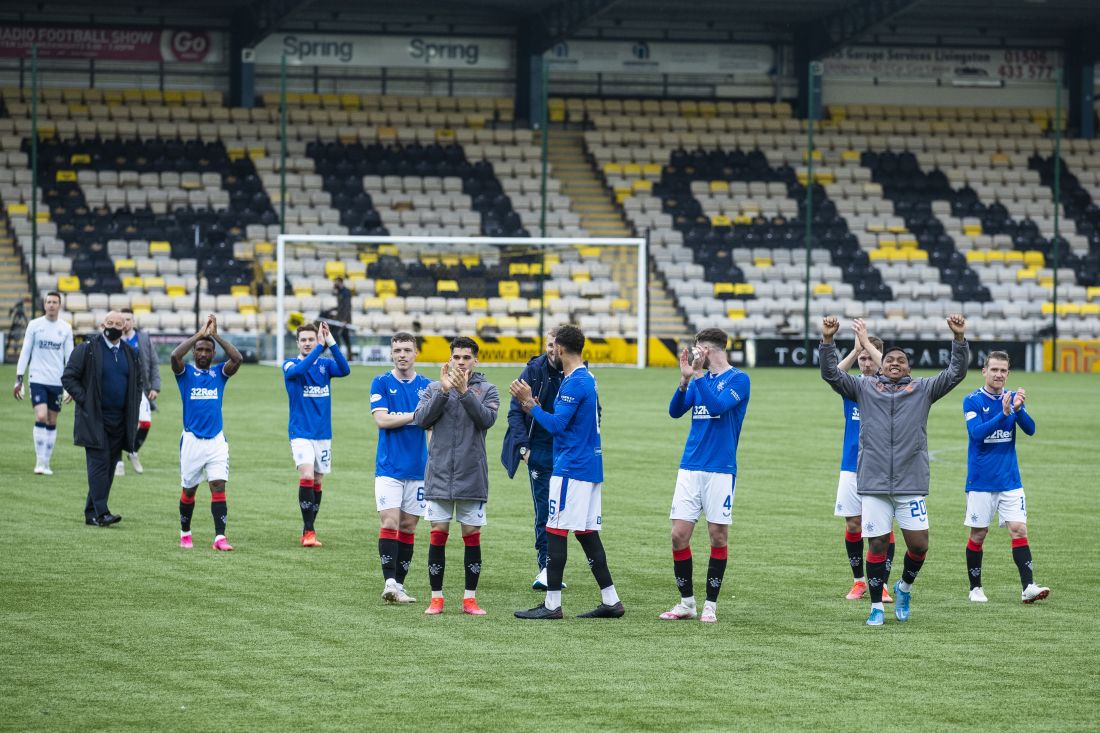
[{"x1": 275, "y1": 234, "x2": 648, "y2": 367}]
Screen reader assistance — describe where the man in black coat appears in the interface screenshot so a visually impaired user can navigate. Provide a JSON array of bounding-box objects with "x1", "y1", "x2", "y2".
[
  {"x1": 62, "y1": 311, "x2": 143, "y2": 526},
  {"x1": 501, "y1": 329, "x2": 564, "y2": 590}
]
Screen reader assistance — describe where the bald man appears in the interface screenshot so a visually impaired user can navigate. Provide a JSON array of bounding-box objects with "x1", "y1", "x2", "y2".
[{"x1": 62, "y1": 311, "x2": 144, "y2": 526}]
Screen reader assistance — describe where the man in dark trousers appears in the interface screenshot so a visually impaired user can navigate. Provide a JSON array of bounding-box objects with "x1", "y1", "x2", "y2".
[
  {"x1": 501, "y1": 328, "x2": 564, "y2": 590},
  {"x1": 62, "y1": 311, "x2": 143, "y2": 526},
  {"x1": 332, "y1": 277, "x2": 353, "y2": 355}
]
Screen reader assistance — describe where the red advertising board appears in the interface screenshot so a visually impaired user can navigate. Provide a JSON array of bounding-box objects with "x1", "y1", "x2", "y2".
[{"x1": 0, "y1": 26, "x2": 221, "y2": 63}]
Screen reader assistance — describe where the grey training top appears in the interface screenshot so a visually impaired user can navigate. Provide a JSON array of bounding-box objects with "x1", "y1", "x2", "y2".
[{"x1": 820, "y1": 339, "x2": 969, "y2": 497}]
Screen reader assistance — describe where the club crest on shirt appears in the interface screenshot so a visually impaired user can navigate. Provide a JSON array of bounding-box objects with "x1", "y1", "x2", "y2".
[{"x1": 319, "y1": 364, "x2": 327, "y2": 375}]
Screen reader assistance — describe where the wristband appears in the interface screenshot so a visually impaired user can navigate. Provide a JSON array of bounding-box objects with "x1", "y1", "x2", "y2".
[{"x1": 325, "y1": 336, "x2": 336, "y2": 347}]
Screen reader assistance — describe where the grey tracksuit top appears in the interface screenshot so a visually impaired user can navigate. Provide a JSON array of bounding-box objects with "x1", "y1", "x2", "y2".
[
  {"x1": 413, "y1": 372, "x2": 500, "y2": 502},
  {"x1": 820, "y1": 339, "x2": 969, "y2": 497}
]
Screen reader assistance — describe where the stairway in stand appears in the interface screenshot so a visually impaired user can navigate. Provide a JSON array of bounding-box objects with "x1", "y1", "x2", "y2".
[
  {"x1": 545, "y1": 128, "x2": 692, "y2": 347},
  {"x1": 0, "y1": 214, "x2": 30, "y2": 361}
]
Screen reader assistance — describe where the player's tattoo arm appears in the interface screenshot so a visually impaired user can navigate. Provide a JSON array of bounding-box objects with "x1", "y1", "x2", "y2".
[{"x1": 212, "y1": 333, "x2": 244, "y2": 377}]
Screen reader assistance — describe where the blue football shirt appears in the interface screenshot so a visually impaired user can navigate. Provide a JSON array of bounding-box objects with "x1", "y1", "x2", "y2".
[
  {"x1": 283, "y1": 344, "x2": 351, "y2": 440},
  {"x1": 963, "y1": 388, "x2": 1036, "y2": 492},
  {"x1": 371, "y1": 371, "x2": 431, "y2": 479},
  {"x1": 530, "y1": 366, "x2": 603, "y2": 483},
  {"x1": 668, "y1": 367, "x2": 751, "y2": 476},
  {"x1": 175, "y1": 362, "x2": 230, "y2": 438},
  {"x1": 840, "y1": 397, "x2": 860, "y2": 472}
]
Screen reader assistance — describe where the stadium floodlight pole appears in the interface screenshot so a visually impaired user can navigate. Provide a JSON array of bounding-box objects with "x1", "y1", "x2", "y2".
[
  {"x1": 1051, "y1": 67, "x2": 1062, "y2": 373},
  {"x1": 275, "y1": 235, "x2": 648, "y2": 367},
  {"x1": 29, "y1": 45, "x2": 38, "y2": 320},
  {"x1": 537, "y1": 56, "x2": 550, "y2": 354},
  {"x1": 276, "y1": 55, "x2": 288, "y2": 361},
  {"x1": 802, "y1": 60, "x2": 820, "y2": 359}
]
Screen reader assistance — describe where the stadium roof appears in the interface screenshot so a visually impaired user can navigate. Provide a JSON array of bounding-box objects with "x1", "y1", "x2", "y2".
[{"x1": 5, "y1": 0, "x2": 1099, "y2": 44}]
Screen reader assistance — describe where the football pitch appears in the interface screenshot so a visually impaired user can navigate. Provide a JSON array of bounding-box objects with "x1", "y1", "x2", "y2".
[{"x1": 1, "y1": 362, "x2": 1097, "y2": 731}]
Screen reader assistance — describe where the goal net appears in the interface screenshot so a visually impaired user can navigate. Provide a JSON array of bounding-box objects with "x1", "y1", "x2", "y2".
[{"x1": 274, "y1": 235, "x2": 648, "y2": 367}]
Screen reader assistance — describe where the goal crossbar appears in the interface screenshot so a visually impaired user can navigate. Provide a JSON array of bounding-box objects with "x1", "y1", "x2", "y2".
[{"x1": 276, "y1": 234, "x2": 649, "y2": 367}]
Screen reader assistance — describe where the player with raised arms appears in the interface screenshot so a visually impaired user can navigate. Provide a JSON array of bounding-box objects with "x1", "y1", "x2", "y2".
[
  {"x1": 13, "y1": 291, "x2": 74, "y2": 475},
  {"x1": 371, "y1": 332, "x2": 432, "y2": 604},
  {"x1": 821, "y1": 314, "x2": 969, "y2": 626},
  {"x1": 962, "y1": 351, "x2": 1049, "y2": 604},
  {"x1": 170, "y1": 314, "x2": 243, "y2": 550},
  {"x1": 512, "y1": 324, "x2": 624, "y2": 620},
  {"x1": 658, "y1": 328, "x2": 750, "y2": 624},
  {"x1": 284, "y1": 321, "x2": 350, "y2": 547},
  {"x1": 833, "y1": 321, "x2": 893, "y2": 603}
]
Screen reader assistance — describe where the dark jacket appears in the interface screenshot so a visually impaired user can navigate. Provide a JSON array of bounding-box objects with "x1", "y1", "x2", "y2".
[
  {"x1": 414, "y1": 372, "x2": 499, "y2": 502},
  {"x1": 335, "y1": 286, "x2": 352, "y2": 323},
  {"x1": 500, "y1": 353, "x2": 563, "y2": 479},
  {"x1": 820, "y1": 339, "x2": 969, "y2": 496},
  {"x1": 61, "y1": 335, "x2": 142, "y2": 451}
]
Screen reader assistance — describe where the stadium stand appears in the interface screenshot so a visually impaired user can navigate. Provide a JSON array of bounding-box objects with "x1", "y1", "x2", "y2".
[
  {"x1": 580, "y1": 98, "x2": 1100, "y2": 341},
  {"x1": 1, "y1": 88, "x2": 636, "y2": 340}
]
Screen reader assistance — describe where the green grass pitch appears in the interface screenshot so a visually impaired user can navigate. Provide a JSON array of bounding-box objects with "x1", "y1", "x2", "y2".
[{"x1": 1, "y1": 361, "x2": 1098, "y2": 731}]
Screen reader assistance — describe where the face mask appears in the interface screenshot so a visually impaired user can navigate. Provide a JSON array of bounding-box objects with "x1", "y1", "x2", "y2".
[{"x1": 104, "y1": 327, "x2": 123, "y2": 341}]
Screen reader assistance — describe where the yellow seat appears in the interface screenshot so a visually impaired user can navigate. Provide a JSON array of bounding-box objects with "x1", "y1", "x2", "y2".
[
  {"x1": 985, "y1": 251, "x2": 1005, "y2": 263},
  {"x1": 711, "y1": 215, "x2": 732, "y2": 227},
  {"x1": 58, "y1": 275, "x2": 80, "y2": 293},
  {"x1": 733, "y1": 214, "x2": 753, "y2": 225},
  {"x1": 611, "y1": 298, "x2": 631, "y2": 312},
  {"x1": 437, "y1": 279, "x2": 459, "y2": 293},
  {"x1": 132, "y1": 302, "x2": 152, "y2": 315},
  {"x1": 293, "y1": 286, "x2": 313, "y2": 297},
  {"x1": 466, "y1": 297, "x2": 489, "y2": 312},
  {"x1": 1061, "y1": 303, "x2": 1082, "y2": 316},
  {"x1": 149, "y1": 241, "x2": 172, "y2": 255},
  {"x1": 1087, "y1": 286, "x2": 1100, "y2": 301},
  {"x1": 753, "y1": 257, "x2": 773, "y2": 268},
  {"x1": 814, "y1": 283, "x2": 833, "y2": 295},
  {"x1": 166, "y1": 284, "x2": 187, "y2": 297},
  {"x1": 499, "y1": 281, "x2": 520, "y2": 299},
  {"x1": 632, "y1": 179, "x2": 652, "y2": 192},
  {"x1": 1038, "y1": 275, "x2": 1054, "y2": 288},
  {"x1": 362, "y1": 296, "x2": 386, "y2": 311},
  {"x1": 602, "y1": 162, "x2": 624, "y2": 176},
  {"x1": 377, "y1": 244, "x2": 399, "y2": 256},
  {"x1": 421, "y1": 255, "x2": 441, "y2": 266},
  {"x1": 642, "y1": 163, "x2": 662, "y2": 177},
  {"x1": 571, "y1": 272, "x2": 591, "y2": 282},
  {"x1": 122, "y1": 276, "x2": 144, "y2": 290},
  {"x1": 375, "y1": 279, "x2": 397, "y2": 297},
  {"x1": 734, "y1": 283, "x2": 755, "y2": 296},
  {"x1": 577, "y1": 246, "x2": 601, "y2": 259},
  {"x1": 709, "y1": 180, "x2": 730, "y2": 193},
  {"x1": 543, "y1": 254, "x2": 561, "y2": 268},
  {"x1": 440, "y1": 255, "x2": 461, "y2": 267},
  {"x1": 623, "y1": 163, "x2": 642, "y2": 176},
  {"x1": 231, "y1": 285, "x2": 251, "y2": 297},
  {"x1": 841, "y1": 149, "x2": 861, "y2": 162},
  {"x1": 6, "y1": 202, "x2": 28, "y2": 216},
  {"x1": 1023, "y1": 251, "x2": 1045, "y2": 267},
  {"x1": 114, "y1": 258, "x2": 136, "y2": 272},
  {"x1": 509, "y1": 262, "x2": 530, "y2": 277},
  {"x1": 907, "y1": 249, "x2": 929, "y2": 263},
  {"x1": 963, "y1": 223, "x2": 983, "y2": 236},
  {"x1": 476, "y1": 316, "x2": 498, "y2": 331},
  {"x1": 1016, "y1": 268, "x2": 1037, "y2": 282},
  {"x1": 144, "y1": 277, "x2": 166, "y2": 291},
  {"x1": 869, "y1": 249, "x2": 890, "y2": 262},
  {"x1": 726, "y1": 308, "x2": 746, "y2": 319},
  {"x1": 1081, "y1": 303, "x2": 1100, "y2": 316},
  {"x1": 359, "y1": 252, "x2": 379, "y2": 265},
  {"x1": 713, "y1": 282, "x2": 736, "y2": 296},
  {"x1": 255, "y1": 241, "x2": 274, "y2": 256},
  {"x1": 1004, "y1": 251, "x2": 1024, "y2": 264},
  {"x1": 239, "y1": 303, "x2": 258, "y2": 315},
  {"x1": 324, "y1": 261, "x2": 347, "y2": 279}
]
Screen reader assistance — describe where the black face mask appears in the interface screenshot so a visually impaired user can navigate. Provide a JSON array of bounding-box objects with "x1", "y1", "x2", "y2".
[{"x1": 104, "y1": 327, "x2": 123, "y2": 341}]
